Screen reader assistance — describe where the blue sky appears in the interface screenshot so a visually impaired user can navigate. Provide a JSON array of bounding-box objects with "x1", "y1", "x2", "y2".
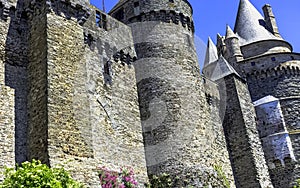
[{"x1": 90, "y1": 0, "x2": 300, "y2": 65}]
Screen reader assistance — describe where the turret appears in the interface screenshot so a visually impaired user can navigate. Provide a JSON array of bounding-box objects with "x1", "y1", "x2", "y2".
[
  {"x1": 233, "y1": 0, "x2": 291, "y2": 58},
  {"x1": 263, "y1": 4, "x2": 280, "y2": 38},
  {"x1": 224, "y1": 25, "x2": 244, "y2": 63},
  {"x1": 203, "y1": 37, "x2": 218, "y2": 68}
]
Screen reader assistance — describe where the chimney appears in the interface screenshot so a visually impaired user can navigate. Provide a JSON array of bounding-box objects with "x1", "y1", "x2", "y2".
[{"x1": 263, "y1": 4, "x2": 281, "y2": 37}]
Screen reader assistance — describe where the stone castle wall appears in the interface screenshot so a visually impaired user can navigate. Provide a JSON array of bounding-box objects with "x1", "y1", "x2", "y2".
[
  {"x1": 203, "y1": 77, "x2": 236, "y2": 188},
  {"x1": 31, "y1": 1, "x2": 147, "y2": 186},
  {"x1": 244, "y1": 61, "x2": 300, "y2": 188},
  {"x1": 27, "y1": 0, "x2": 49, "y2": 165},
  {"x1": 0, "y1": 7, "x2": 15, "y2": 174},
  {"x1": 240, "y1": 40, "x2": 292, "y2": 59},
  {"x1": 222, "y1": 75, "x2": 273, "y2": 188},
  {"x1": 1, "y1": 0, "x2": 300, "y2": 188},
  {"x1": 0, "y1": 0, "x2": 28, "y2": 177},
  {"x1": 0, "y1": 0, "x2": 148, "y2": 186}
]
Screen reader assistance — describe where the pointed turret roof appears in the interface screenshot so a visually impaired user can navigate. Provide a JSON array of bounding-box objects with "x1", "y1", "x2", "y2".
[
  {"x1": 202, "y1": 56, "x2": 240, "y2": 81},
  {"x1": 234, "y1": 0, "x2": 278, "y2": 45},
  {"x1": 225, "y1": 25, "x2": 237, "y2": 39},
  {"x1": 204, "y1": 37, "x2": 218, "y2": 67}
]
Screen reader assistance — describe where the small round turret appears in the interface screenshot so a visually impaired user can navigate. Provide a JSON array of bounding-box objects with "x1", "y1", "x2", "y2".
[{"x1": 224, "y1": 25, "x2": 244, "y2": 63}]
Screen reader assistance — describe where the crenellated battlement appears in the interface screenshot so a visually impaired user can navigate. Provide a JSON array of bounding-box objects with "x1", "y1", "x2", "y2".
[
  {"x1": 110, "y1": 0, "x2": 194, "y2": 32},
  {"x1": 24, "y1": 0, "x2": 90, "y2": 25},
  {"x1": 127, "y1": 9, "x2": 194, "y2": 32},
  {"x1": 246, "y1": 63, "x2": 300, "y2": 79},
  {"x1": 0, "y1": 2, "x2": 11, "y2": 21}
]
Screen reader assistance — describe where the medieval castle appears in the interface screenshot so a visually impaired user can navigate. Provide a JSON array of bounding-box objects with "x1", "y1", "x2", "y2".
[{"x1": 0, "y1": 0, "x2": 299, "y2": 187}]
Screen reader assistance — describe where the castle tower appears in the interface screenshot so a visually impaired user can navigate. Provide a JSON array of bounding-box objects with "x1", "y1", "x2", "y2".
[
  {"x1": 221, "y1": 71, "x2": 274, "y2": 188},
  {"x1": 233, "y1": 0, "x2": 291, "y2": 59},
  {"x1": 221, "y1": 0, "x2": 300, "y2": 187},
  {"x1": 224, "y1": 25, "x2": 244, "y2": 63},
  {"x1": 110, "y1": 0, "x2": 235, "y2": 186},
  {"x1": 202, "y1": 46, "x2": 273, "y2": 187}
]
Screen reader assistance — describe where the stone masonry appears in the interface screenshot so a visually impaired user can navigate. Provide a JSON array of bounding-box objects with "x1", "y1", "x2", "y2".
[{"x1": 0, "y1": 0, "x2": 300, "y2": 188}]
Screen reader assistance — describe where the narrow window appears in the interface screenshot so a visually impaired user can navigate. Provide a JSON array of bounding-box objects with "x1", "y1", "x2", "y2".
[
  {"x1": 134, "y1": 1, "x2": 140, "y2": 15},
  {"x1": 96, "y1": 11, "x2": 107, "y2": 30},
  {"x1": 114, "y1": 8, "x2": 124, "y2": 21},
  {"x1": 251, "y1": 62, "x2": 256, "y2": 66},
  {"x1": 104, "y1": 61, "x2": 112, "y2": 85},
  {"x1": 134, "y1": 1, "x2": 139, "y2": 7},
  {"x1": 291, "y1": 56, "x2": 295, "y2": 60},
  {"x1": 271, "y1": 57, "x2": 276, "y2": 61},
  {"x1": 0, "y1": 2, "x2": 4, "y2": 16}
]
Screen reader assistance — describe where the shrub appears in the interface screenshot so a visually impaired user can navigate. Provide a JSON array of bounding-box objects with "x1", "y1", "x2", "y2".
[
  {"x1": 213, "y1": 165, "x2": 230, "y2": 188},
  {"x1": 294, "y1": 179, "x2": 300, "y2": 188},
  {"x1": 149, "y1": 173, "x2": 173, "y2": 188},
  {"x1": 0, "y1": 159, "x2": 82, "y2": 188},
  {"x1": 98, "y1": 166, "x2": 138, "y2": 188}
]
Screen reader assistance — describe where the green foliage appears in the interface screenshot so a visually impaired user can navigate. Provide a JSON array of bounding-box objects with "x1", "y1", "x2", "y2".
[
  {"x1": 149, "y1": 173, "x2": 173, "y2": 188},
  {"x1": 0, "y1": 159, "x2": 82, "y2": 188},
  {"x1": 293, "y1": 179, "x2": 300, "y2": 188},
  {"x1": 214, "y1": 165, "x2": 230, "y2": 188}
]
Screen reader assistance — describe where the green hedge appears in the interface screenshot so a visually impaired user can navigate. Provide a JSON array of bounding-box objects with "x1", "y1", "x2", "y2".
[{"x1": 0, "y1": 160, "x2": 82, "y2": 188}]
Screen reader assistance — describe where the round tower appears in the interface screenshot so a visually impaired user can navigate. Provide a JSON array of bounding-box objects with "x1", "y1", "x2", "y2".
[
  {"x1": 224, "y1": 25, "x2": 244, "y2": 63},
  {"x1": 110, "y1": 0, "x2": 235, "y2": 187}
]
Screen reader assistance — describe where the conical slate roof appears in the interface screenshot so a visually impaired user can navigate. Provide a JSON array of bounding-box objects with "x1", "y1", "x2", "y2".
[
  {"x1": 203, "y1": 56, "x2": 240, "y2": 81},
  {"x1": 234, "y1": 0, "x2": 278, "y2": 45},
  {"x1": 204, "y1": 37, "x2": 218, "y2": 67},
  {"x1": 225, "y1": 25, "x2": 237, "y2": 39}
]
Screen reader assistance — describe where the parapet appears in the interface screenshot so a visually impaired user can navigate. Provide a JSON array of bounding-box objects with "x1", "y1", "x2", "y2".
[
  {"x1": 109, "y1": 0, "x2": 194, "y2": 32},
  {"x1": 246, "y1": 61, "x2": 300, "y2": 79}
]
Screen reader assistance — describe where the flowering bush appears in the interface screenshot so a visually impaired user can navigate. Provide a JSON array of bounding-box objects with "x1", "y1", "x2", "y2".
[{"x1": 98, "y1": 166, "x2": 138, "y2": 188}]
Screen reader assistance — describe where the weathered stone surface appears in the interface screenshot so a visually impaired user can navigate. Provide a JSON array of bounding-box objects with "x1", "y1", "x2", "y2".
[
  {"x1": 0, "y1": 1, "x2": 300, "y2": 188},
  {"x1": 221, "y1": 75, "x2": 273, "y2": 188}
]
